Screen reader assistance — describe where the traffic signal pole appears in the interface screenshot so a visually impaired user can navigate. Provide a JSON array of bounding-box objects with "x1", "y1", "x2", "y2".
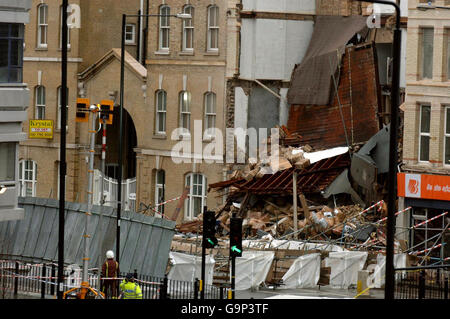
[{"x1": 201, "y1": 207, "x2": 206, "y2": 300}]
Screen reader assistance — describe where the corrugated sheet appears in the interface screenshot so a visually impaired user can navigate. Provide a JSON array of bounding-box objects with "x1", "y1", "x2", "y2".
[
  {"x1": 210, "y1": 153, "x2": 350, "y2": 195},
  {"x1": 0, "y1": 197, "x2": 175, "y2": 277}
]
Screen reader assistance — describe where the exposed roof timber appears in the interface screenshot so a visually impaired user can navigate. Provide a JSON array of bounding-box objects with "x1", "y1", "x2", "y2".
[{"x1": 240, "y1": 11, "x2": 314, "y2": 21}]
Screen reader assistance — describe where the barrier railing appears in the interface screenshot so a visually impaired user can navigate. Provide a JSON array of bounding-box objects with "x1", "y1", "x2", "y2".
[
  {"x1": 0, "y1": 260, "x2": 227, "y2": 299},
  {"x1": 394, "y1": 264, "x2": 449, "y2": 299}
]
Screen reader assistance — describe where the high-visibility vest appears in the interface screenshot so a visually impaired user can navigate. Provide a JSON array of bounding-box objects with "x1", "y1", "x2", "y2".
[
  {"x1": 120, "y1": 280, "x2": 143, "y2": 299},
  {"x1": 104, "y1": 260, "x2": 119, "y2": 278}
]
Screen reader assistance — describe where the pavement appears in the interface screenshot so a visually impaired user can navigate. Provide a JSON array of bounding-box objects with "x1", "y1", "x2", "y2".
[{"x1": 235, "y1": 285, "x2": 385, "y2": 299}]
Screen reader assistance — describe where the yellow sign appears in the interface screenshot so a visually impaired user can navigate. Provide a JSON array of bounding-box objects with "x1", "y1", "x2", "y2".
[{"x1": 29, "y1": 120, "x2": 53, "y2": 139}]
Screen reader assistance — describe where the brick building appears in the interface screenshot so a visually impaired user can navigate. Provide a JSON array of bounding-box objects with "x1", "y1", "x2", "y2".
[
  {"x1": 19, "y1": 0, "x2": 230, "y2": 224},
  {"x1": 398, "y1": 0, "x2": 450, "y2": 259}
]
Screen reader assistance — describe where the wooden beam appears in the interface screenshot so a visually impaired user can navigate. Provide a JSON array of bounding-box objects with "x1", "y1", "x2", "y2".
[{"x1": 299, "y1": 194, "x2": 310, "y2": 219}]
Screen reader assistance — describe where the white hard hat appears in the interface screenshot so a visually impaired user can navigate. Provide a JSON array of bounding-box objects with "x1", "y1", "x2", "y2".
[{"x1": 106, "y1": 250, "x2": 114, "y2": 259}]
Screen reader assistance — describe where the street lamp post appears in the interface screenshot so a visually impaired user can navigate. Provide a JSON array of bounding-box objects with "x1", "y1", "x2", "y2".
[
  {"x1": 58, "y1": 0, "x2": 68, "y2": 300},
  {"x1": 117, "y1": 12, "x2": 191, "y2": 265},
  {"x1": 355, "y1": 0, "x2": 401, "y2": 300}
]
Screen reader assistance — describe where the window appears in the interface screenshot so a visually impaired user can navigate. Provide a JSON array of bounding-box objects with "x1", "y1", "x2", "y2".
[
  {"x1": 57, "y1": 86, "x2": 69, "y2": 130},
  {"x1": 185, "y1": 173, "x2": 207, "y2": 220},
  {"x1": 444, "y1": 106, "x2": 450, "y2": 165},
  {"x1": 207, "y1": 5, "x2": 219, "y2": 51},
  {"x1": 420, "y1": 27, "x2": 434, "y2": 79},
  {"x1": 159, "y1": 5, "x2": 170, "y2": 51},
  {"x1": 0, "y1": 23, "x2": 24, "y2": 83},
  {"x1": 37, "y1": 4, "x2": 48, "y2": 48},
  {"x1": 19, "y1": 160, "x2": 37, "y2": 197},
  {"x1": 125, "y1": 23, "x2": 136, "y2": 45},
  {"x1": 106, "y1": 163, "x2": 119, "y2": 179},
  {"x1": 155, "y1": 90, "x2": 167, "y2": 134},
  {"x1": 35, "y1": 86, "x2": 46, "y2": 119},
  {"x1": 419, "y1": 105, "x2": 431, "y2": 162},
  {"x1": 204, "y1": 92, "x2": 216, "y2": 138},
  {"x1": 179, "y1": 91, "x2": 191, "y2": 132},
  {"x1": 155, "y1": 170, "x2": 165, "y2": 216},
  {"x1": 59, "y1": 6, "x2": 71, "y2": 49},
  {"x1": 446, "y1": 28, "x2": 450, "y2": 80},
  {"x1": 182, "y1": 5, "x2": 194, "y2": 52},
  {"x1": 0, "y1": 143, "x2": 16, "y2": 182}
]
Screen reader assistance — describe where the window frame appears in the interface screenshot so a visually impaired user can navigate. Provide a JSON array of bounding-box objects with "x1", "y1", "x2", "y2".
[
  {"x1": 0, "y1": 142, "x2": 16, "y2": 183},
  {"x1": 182, "y1": 5, "x2": 194, "y2": 52},
  {"x1": 158, "y1": 5, "x2": 171, "y2": 51},
  {"x1": 419, "y1": 27, "x2": 434, "y2": 80},
  {"x1": 0, "y1": 23, "x2": 24, "y2": 83},
  {"x1": 155, "y1": 169, "x2": 165, "y2": 216},
  {"x1": 57, "y1": 86, "x2": 69, "y2": 130},
  {"x1": 125, "y1": 23, "x2": 136, "y2": 45},
  {"x1": 418, "y1": 104, "x2": 431, "y2": 163},
  {"x1": 204, "y1": 92, "x2": 216, "y2": 138},
  {"x1": 179, "y1": 91, "x2": 191, "y2": 133},
  {"x1": 35, "y1": 86, "x2": 46, "y2": 120},
  {"x1": 207, "y1": 5, "x2": 219, "y2": 52},
  {"x1": 59, "y1": 5, "x2": 71, "y2": 49},
  {"x1": 37, "y1": 4, "x2": 48, "y2": 49},
  {"x1": 155, "y1": 89, "x2": 167, "y2": 134},
  {"x1": 184, "y1": 173, "x2": 207, "y2": 220},
  {"x1": 444, "y1": 106, "x2": 450, "y2": 166},
  {"x1": 19, "y1": 159, "x2": 37, "y2": 197}
]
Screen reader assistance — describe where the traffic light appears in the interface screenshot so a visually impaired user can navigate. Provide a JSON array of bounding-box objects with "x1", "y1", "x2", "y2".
[
  {"x1": 76, "y1": 98, "x2": 90, "y2": 123},
  {"x1": 203, "y1": 210, "x2": 218, "y2": 249},
  {"x1": 99, "y1": 100, "x2": 114, "y2": 125},
  {"x1": 230, "y1": 217, "x2": 243, "y2": 257}
]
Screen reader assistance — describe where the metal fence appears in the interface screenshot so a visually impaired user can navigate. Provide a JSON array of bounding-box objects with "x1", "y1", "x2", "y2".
[
  {"x1": 0, "y1": 260, "x2": 228, "y2": 299},
  {"x1": 395, "y1": 265, "x2": 449, "y2": 299}
]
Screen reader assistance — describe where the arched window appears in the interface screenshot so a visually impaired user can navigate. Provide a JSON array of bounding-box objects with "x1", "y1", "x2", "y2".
[
  {"x1": 57, "y1": 86, "x2": 69, "y2": 129},
  {"x1": 182, "y1": 5, "x2": 194, "y2": 52},
  {"x1": 159, "y1": 5, "x2": 170, "y2": 51},
  {"x1": 179, "y1": 91, "x2": 191, "y2": 132},
  {"x1": 35, "y1": 86, "x2": 46, "y2": 119},
  {"x1": 204, "y1": 92, "x2": 216, "y2": 138},
  {"x1": 155, "y1": 170, "x2": 165, "y2": 216},
  {"x1": 207, "y1": 5, "x2": 219, "y2": 51},
  {"x1": 19, "y1": 159, "x2": 37, "y2": 197},
  {"x1": 37, "y1": 4, "x2": 48, "y2": 48},
  {"x1": 155, "y1": 90, "x2": 167, "y2": 134},
  {"x1": 184, "y1": 173, "x2": 207, "y2": 220}
]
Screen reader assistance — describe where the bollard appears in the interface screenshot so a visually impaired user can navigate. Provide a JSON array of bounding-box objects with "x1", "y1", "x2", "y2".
[
  {"x1": 418, "y1": 270, "x2": 425, "y2": 299},
  {"x1": 445, "y1": 276, "x2": 448, "y2": 300},
  {"x1": 14, "y1": 262, "x2": 19, "y2": 298},
  {"x1": 194, "y1": 278, "x2": 199, "y2": 299},
  {"x1": 51, "y1": 263, "x2": 56, "y2": 296},
  {"x1": 160, "y1": 275, "x2": 168, "y2": 299}
]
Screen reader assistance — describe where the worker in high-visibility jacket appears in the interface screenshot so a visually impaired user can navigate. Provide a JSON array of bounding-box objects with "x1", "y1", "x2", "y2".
[{"x1": 120, "y1": 273, "x2": 143, "y2": 299}]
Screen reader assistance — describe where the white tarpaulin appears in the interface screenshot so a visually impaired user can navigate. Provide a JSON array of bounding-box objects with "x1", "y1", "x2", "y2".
[
  {"x1": 325, "y1": 251, "x2": 368, "y2": 288},
  {"x1": 243, "y1": 239, "x2": 347, "y2": 252},
  {"x1": 372, "y1": 253, "x2": 407, "y2": 288},
  {"x1": 280, "y1": 253, "x2": 321, "y2": 289},
  {"x1": 168, "y1": 251, "x2": 215, "y2": 285},
  {"x1": 235, "y1": 251, "x2": 275, "y2": 290}
]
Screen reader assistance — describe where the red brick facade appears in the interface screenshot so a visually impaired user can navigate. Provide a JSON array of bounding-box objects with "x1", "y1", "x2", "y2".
[{"x1": 287, "y1": 44, "x2": 381, "y2": 150}]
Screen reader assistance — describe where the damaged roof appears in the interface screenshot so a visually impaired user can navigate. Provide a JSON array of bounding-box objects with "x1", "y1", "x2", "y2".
[{"x1": 210, "y1": 153, "x2": 351, "y2": 196}]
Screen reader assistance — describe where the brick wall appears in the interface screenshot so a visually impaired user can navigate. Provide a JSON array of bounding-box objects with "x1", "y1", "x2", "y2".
[{"x1": 287, "y1": 44, "x2": 381, "y2": 149}]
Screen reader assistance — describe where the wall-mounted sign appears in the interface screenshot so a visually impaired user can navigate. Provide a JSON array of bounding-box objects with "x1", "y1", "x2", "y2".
[
  {"x1": 398, "y1": 172, "x2": 450, "y2": 202},
  {"x1": 29, "y1": 120, "x2": 53, "y2": 139}
]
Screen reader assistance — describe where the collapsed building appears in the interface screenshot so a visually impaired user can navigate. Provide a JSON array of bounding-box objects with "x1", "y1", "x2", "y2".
[{"x1": 167, "y1": 14, "x2": 418, "y2": 292}]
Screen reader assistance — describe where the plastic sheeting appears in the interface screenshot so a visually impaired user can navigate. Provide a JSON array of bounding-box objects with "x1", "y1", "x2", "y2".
[
  {"x1": 168, "y1": 251, "x2": 215, "y2": 285},
  {"x1": 235, "y1": 251, "x2": 274, "y2": 290},
  {"x1": 325, "y1": 251, "x2": 368, "y2": 288},
  {"x1": 280, "y1": 253, "x2": 321, "y2": 289},
  {"x1": 243, "y1": 239, "x2": 347, "y2": 252},
  {"x1": 372, "y1": 253, "x2": 407, "y2": 288}
]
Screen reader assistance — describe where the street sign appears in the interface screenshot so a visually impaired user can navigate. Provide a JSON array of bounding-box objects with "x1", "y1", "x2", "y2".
[{"x1": 29, "y1": 120, "x2": 53, "y2": 139}]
